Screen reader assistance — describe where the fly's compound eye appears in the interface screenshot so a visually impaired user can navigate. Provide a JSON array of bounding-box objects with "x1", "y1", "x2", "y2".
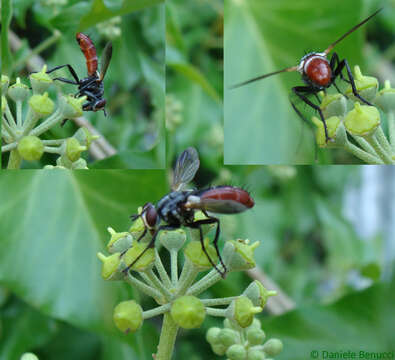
[{"x1": 142, "y1": 203, "x2": 159, "y2": 229}]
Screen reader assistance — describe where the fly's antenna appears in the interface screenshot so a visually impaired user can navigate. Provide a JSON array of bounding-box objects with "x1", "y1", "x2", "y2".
[
  {"x1": 230, "y1": 66, "x2": 298, "y2": 89},
  {"x1": 324, "y1": 8, "x2": 382, "y2": 55}
]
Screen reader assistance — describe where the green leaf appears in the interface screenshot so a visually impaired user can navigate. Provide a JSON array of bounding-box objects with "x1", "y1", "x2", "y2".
[
  {"x1": 0, "y1": 171, "x2": 167, "y2": 339},
  {"x1": 224, "y1": 0, "x2": 370, "y2": 164},
  {"x1": 261, "y1": 277, "x2": 395, "y2": 359}
]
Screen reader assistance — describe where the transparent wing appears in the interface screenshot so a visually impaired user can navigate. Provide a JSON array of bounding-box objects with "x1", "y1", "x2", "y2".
[
  {"x1": 99, "y1": 42, "x2": 113, "y2": 81},
  {"x1": 172, "y1": 147, "x2": 200, "y2": 191}
]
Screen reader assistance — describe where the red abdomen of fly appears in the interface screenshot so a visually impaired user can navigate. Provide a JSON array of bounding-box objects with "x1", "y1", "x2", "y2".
[
  {"x1": 199, "y1": 186, "x2": 254, "y2": 214},
  {"x1": 303, "y1": 54, "x2": 332, "y2": 88},
  {"x1": 76, "y1": 33, "x2": 98, "y2": 76}
]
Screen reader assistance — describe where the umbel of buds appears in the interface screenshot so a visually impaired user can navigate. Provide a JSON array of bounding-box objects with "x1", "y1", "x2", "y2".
[
  {"x1": 97, "y1": 211, "x2": 280, "y2": 360},
  {"x1": 311, "y1": 66, "x2": 395, "y2": 164},
  {"x1": 1, "y1": 68, "x2": 99, "y2": 169}
]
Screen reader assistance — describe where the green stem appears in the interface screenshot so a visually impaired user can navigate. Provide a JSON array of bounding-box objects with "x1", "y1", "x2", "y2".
[
  {"x1": 375, "y1": 126, "x2": 393, "y2": 157},
  {"x1": 13, "y1": 30, "x2": 61, "y2": 71},
  {"x1": 155, "y1": 249, "x2": 173, "y2": 290},
  {"x1": 16, "y1": 100, "x2": 22, "y2": 127},
  {"x1": 170, "y1": 249, "x2": 178, "y2": 286},
  {"x1": 5, "y1": 100, "x2": 16, "y2": 126},
  {"x1": 387, "y1": 111, "x2": 395, "y2": 154},
  {"x1": 187, "y1": 268, "x2": 223, "y2": 296},
  {"x1": 206, "y1": 307, "x2": 227, "y2": 317},
  {"x1": 144, "y1": 269, "x2": 173, "y2": 300},
  {"x1": 22, "y1": 108, "x2": 39, "y2": 135},
  {"x1": 156, "y1": 313, "x2": 179, "y2": 360},
  {"x1": 177, "y1": 259, "x2": 199, "y2": 295},
  {"x1": 1, "y1": 142, "x2": 18, "y2": 152},
  {"x1": 124, "y1": 273, "x2": 163, "y2": 301},
  {"x1": 2, "y1": 117, "x2": 16, "y2": 141},
  {"x1": 43, "y1": 146, "x2": 61, "y2": 154},
  {"x1": 343, "y1": 140, "x2": 384, "y2": 164},
  {"x1": 201, "y1": 296, "x2": 239, "y2": 307},
  {"x1": 42, "y1": 139, "x2": 66, "y2": 145},
  {"x1": 143, "y1": 304, "x2": 171, "y2": 320},
  {"x1": 30, "y1": 108, "x2": 63, "y2": 136},
  {"x1": 7, "y1": 149, "x2": 22, "y2": 169},
  {"x1": 351, "y1": 135, "x2": 379, "y2": 157},
  {"x1": 365, "y1": 132, "x2": 394, "y2": 164}
]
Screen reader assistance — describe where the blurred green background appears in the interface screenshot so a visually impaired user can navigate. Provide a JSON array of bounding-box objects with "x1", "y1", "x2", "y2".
[
  {"x1": 224, "y1": 0, "x2": 395, "y2": 164},
  {"x1": 1, "y1": 0, "x2": 165, "y2": 169},
  {"x1": 0, "y1": 164, "x2": 393, "y2": 359}
]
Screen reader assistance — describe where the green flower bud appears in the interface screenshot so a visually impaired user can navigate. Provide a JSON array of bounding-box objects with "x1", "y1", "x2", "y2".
[
  {"x1": 243, "y1": 281, "x2": 277, "y2": 309},
  {"x1": 189, "y1": 211, "x2": 216, "y2": 241},
  {"x1": 170, "y1": 295, "x2": 206, "y2": 329},
  {"x1": 375, "y1": 80, "x2": 395, "y2": 113},
  {"x1": 247, "y1": 349, "x2": 266, "y2": 360},
  {"x1": 248, "y1": 318, "x2": 262, "y2": 330},
  {"x1": 59, "y1": 95, "x2": 86, "y2": 118},
  {"x1": 223, "y1": 239, "x2": 259, "y2": 272},
  {"x1": 344, "y1": 102, "x2": 380, "y2": 136},
  {"x1": 8, "y1": 78, "x2": 30, "y2": 102},
  {"x1": 263, "y1": 339, "x2": 283, "y2": 357},
  {"x1": 65, "y1": 138, "x2": 86, "y2": 162},
  {"x1": 29, "y1": 65, "x2": 53, "y2": 94},
  {"x1": 73, "y1": 127, "x2": 99, "y2": 148},
  {"x1": 71, "y1": 158, "x2": 89, "y2": 169},
  {"x1": 28, "y1": 92, "x2": 55, "y2": 119},
  {"x1": 311, "y1": 116, "x2": 341, "y2": 147},
  {"x1": 226, "y1": 344, "x2": 247, "y2": 360},
  {"x1": 1, "y1": 75, "x2": 9, "y2": 94},
  {"x1": 107, "y1": 227, "x2": 133, "y2": 254},
  {"x1": 122, "y1": 242, "x2": 155, "y2": 272},
  {"x1": 17, "y1": 136, "x2": 44, "y2": 161},
  {"x1": 346, "y1": 65, "x2": 378, "y2": 103},
  {"x1": 97, "y1": 252, "x2": 123, "y2": 280},
  {"x1": 160, "y1": 228, "x2": 186, "y2": 252},
  {"x1": 218, "y1": 328, "x2": 239, "y2": 348},
  {"x1": 227, "y1": 296, "x2": 262, "y2": 328},
  {"x1": 206, "y1": 327, "x2": 221, "y2": 344},
  {"x1": 320, "y1": 92, "x2": 347, "y2": 118},
  {"x1": 184, "y1": 237, "x2": 218, "y2": 271},
  {"x1": 43, "y1": 164, "x2": 67, "y2": 169},
  {"x1": 20, "y1": 353, "x2": 39, "y2": 360},
  {"x1": 113, "y1": 300, "x2": 143, "y2": 333},
  {"x1": 129, "y1": 208, "x2": 151, "y2": 243},
  {"x1": 211, "y1": 343, "x2": 227, "y2": 356},
  {"x1": 247, "y1": 327, "x2": 266, "y2": 345}
]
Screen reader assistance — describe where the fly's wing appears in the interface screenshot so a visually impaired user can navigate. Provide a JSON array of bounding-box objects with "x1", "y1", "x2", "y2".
[
  {"x1": 99, "y1": 42, "x2": 113, "y2": 81},
  {"x1": 172, "y1": 147, "x2": 200, "y2": 191}
]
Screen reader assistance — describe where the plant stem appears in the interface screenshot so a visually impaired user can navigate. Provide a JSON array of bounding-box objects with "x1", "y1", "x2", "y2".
[
  {"x1": 388, "y1": 111, "x2": 395, "y2": 154},
  {"x1": 1, "y1": 142, "x2": 18, "y2": 152},
  {"x1": 156, "y1": 313, "x2": 179, "y2": 360},
  {"x1": 43, "y1": 146, "x2": 61, "y2": 154},
  {"x1": 124, "y1": 273, "x2": 163, "y2": 301},
  {"x1": 375, "y1": 126, "x2": 393, "y2": 157},
  {"x1": 187, "y1": 268, "x2": 223, "y2": 296},
  {"x1": 143, "y1": 303, "x2": 171, "y2": 320},
  {"x1": 351, "y1": 135, "x2": 379, "y2": 157},
  {"x1": 144, "y1": 269, "x2": 173, "y2": 300},
  {"x1": 30, "y1": 108, "x2": 63, "y2": 136},
  {"x1": 155, "y1": 249, "x2": 173, "y2": 289},
  {"x1": 7, "y1": 149, "x2": 22, "y2": 169},
  {"x1": 16, "y1": 100, "x2": 23, "y2": 127},
  {"x1": 177, "y1": 259, "x2": 199, "y2": 295},
  {"x1": 170, "y1": 249, "x2": 178, "y2": 286},
  {"x1": 365, "y1": 133, "x2": 394, "y2": 164},
  {"x1": 343, "y1": 141, "x2": 384, "y2": 164},
  {"x1": 206, "y1": 307, "x2": 227, "y2": 317},
  {"x1": 201, "y1": 296, "x2": 239, "y2": 306}
]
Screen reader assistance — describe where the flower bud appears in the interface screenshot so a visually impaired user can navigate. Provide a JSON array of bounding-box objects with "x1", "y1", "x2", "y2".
[
  {"x1": 344, "y1": 102, "x2": 380, "y2": 136},
  {"x1": 28, "y1": 92, "x2": 55, "y2": 118},
  {"x1": 246, "y1": 327, "x2": 266, "y2": 345},
  {"x1": 247, "y1": 349, "x2": 266, "y2": 360},
  {"x1": 218, "y1": 328, "x2": 239, "y2": 348},
  {"x1": 226, "y1": 296, "x2": 262, "y2": 328},
  {"x1": 311, "y1": 116, "x2": 341, "y2": 147},
  {"x1": 375, "y1": 80, "x2": 395, "y2": 113},
  {"x1": 184, "y1": 238, "x2": 218, "y2": 271},
  {"x1": 346, "y1": 66, "x2": 378, "y2": 103},
  {"x1": 170, "y1": 295, "x2": 206, "y2": 329},
  {"x1": 20, "y1": 353, "x2": 39, "y2": 360},
  {"x1": 129, "y1": 209, "x2": 151, "y2": 243},
  {"x1": 189, "y1": 211, "x2": 216, "y2": 241},
  {"x1": 8, "y1": 78, "x2": 30, "y2": 102},
  {"x1": 59, "y1": 95, "x2": 86, "y2": 118},
  {"x1": 73, "y1": 127, "x2": 99, "y2": 148},
  {"x1": 262, "y1": 339, "x2": 283, "y2": 357},
  {"x1": 223, "y1": 239, "x2": 259, "y2": 272},
  {"x1": 113, "y1": 300, "x2": 143, "y2": 333},
  {"x1": 97, "y1": 252, "x2": 122, "y2": 280},
  {"x1": 243, "y1": 281, "x2": 277, "y2": 308},
  {"x1": 206, "y1": 327, "x2": 221, "y2": 344},
  {"x1": 1, "y1": 75, "x2": 9, "y2": 94},
  {"x1": 160, "y1": 228, "x2": 186, "y2": 252},
  {"x1": 227, "y1": 344, "x2": 247, "y2": 360},
  {"x1": 65, "y1": 138, "x2": 86, "y2": 162},
  {"x1": 29, "y1": 65, "x2": 53, "y2": 94},
  {"x1": 320, "y1": 93, "x2": 347, "y2": 118},
  {"x1": 211, "y1": 343, "x2": 227, "y2": 356},
  {"x1": 71, "y1": 158, "x2": 89, "y2": 169},
  {"x1": 122, "y1": 242, "x2": 155, "y2": 272},
  {"x1": 107, "y1": 227, "x2": 133, "y2": 253},
  {"x1": 17, "y1": 136, "x2": 44, "y2": 161}
]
